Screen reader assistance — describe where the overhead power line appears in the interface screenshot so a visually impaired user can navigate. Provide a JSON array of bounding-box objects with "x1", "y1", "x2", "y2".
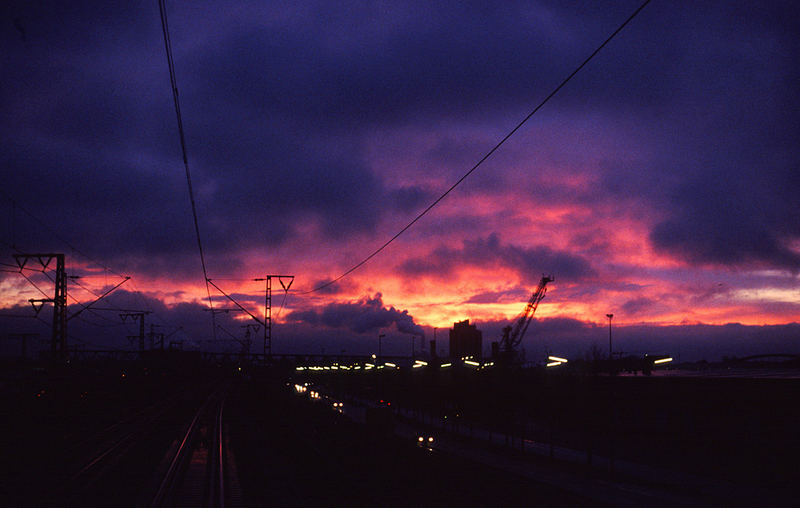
[
  {"x1": 0, "y1": 191, "x2": 127, "y2": 279},
  {"x1": 301, "y1": 0, "x2": 652, "y2": 294},
  {"x1": 1, "y1": 179, "x2": 176, "y2": 333},
  {"x1": 157, "y1": 0, "x2": 217, "y2": 337}
]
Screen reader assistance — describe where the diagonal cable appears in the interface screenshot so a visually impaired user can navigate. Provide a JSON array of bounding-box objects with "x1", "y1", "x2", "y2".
[
  {"x1": 157, "y1": 0, "x2": 217, "y2": 338},
  {"x1": 301, "y1": 0, "x2": 652, "y2": 294}
]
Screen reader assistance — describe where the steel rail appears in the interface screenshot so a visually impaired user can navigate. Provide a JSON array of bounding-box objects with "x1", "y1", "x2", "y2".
[
  {"x1": 64, "y1": 394, "x2": 182, "y2": 493},
  {"x1": 150, "y1": 387, "x2": 230, "y2": 508},
  {"x1": 217, "y1": 395, "x2": 226, "y2": 508},
  {"x1": 150, "y1": 395, "x2": 209, "y2": 507}
]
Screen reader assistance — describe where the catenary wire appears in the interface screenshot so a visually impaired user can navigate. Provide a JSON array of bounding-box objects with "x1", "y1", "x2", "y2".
[
  {"x1": 0, "y1": 190, "x2": 180, "y2": 340},
  {"x1": 0, "y1": 191, "x2": 128, "y2": 279},
  {"x1": 4, "y1": 236, "x2": 167, "y2": 331},
  {"x1": 157, "y1": 0, "x2": 217, "y2": 338},
  {"x1": 300, "y1": 0, "x2": 652, "y2": 294}
]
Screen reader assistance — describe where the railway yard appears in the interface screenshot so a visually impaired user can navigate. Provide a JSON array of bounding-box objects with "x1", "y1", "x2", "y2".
[
  {"x1": 0, "y1": 360, "x2": 593, "y2": 507},
  {"x1": 1, "y1": 358, "x2": 798, "y2": 507}
]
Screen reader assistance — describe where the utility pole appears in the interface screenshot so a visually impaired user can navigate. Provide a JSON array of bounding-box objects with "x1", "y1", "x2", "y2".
[
  {"x1": 253, "y1": 275, "x2": 293, "y2": 362},
  {"x1": 241, "y1": 323, "x2": 259, "y2": 359},
  {"x1": 14, "y1": 254, "x2": 66, "y2": 360},
  {"x1": 148, "y1": 324, "x2": 165, "y2": 350},
  {"x1": 121, "y1": 312, "x2": 150, "y2": 352}
]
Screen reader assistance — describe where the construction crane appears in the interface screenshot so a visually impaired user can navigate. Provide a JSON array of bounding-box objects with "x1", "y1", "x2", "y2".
[{"x1": 495, "y1": 275, "x2": 553, "y2": 365}]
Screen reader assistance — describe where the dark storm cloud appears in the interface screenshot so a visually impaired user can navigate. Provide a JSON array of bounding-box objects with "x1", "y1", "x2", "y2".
[
  {"x1": 2, "y1": 0, "x2": 798, "y2": 282},
  {"x1": 648, "y1": 164, "x2": 800, "y2": 270},
  {"x1": 72, "y1": 289, "x2": 252, "y2": 349},
  {"x1": 464, "y1": 287, "x2": 530, "y2": 305},
  {"x1": 388, "y1": 186, "x2": 438, "y2": 214},
  {"x1": 0, "y1": 289, "x2": 211, "y2": 351},
  {"x1": 181, "y1": 1, "x2": 591, "y2": 126},
  {"x1": 1, "y1": 1, "x2": 395, "y2": 274},
  {"x1": 621, "y1": 296, "x2": 656, "y2": 315},
  {"x1": 399, "y1": 232, "x2": 594, "y2": 280},
  {"x1": 286, "y1": 292, "x2": 423, "y2": 336},
  {"x1": 471, "y1": 317, "x2": 800, "y2": 363},
  {"x1": 584, "y1": 2, "x2": 800, "y2": 270}
]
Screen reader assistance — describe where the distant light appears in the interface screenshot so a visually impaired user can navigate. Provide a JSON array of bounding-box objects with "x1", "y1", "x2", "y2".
[
  {"x1": 371, "y1": 354, "x2": 377, "y2": 359},
  {"x1": 385, "y1": 362, "x2": 396, "y2": 368},
  {"x1": 546, "y1": 361, "x2": 562, "y2": 367},
  {"x1": 366, "y1": 363, "x2": 374, "y2": 368},
  {"x1": 440, "y1": 363, "x2": 452, "y2": 368},
  {"x1": 418, "y1": 436, "x2": 424, "y2": 442},
  {"x1": 238, "y1": 367, "x2": 242, "y2": 371},
  {"x1": 331, "y1": 366, "x2": 338, "y2": 370},
  {"x1": 548, "y1": 356, "x2": 568, "y2": 363},
  {"x1": 323, "y1": 366, "x2": 330, "y2": 370},
  {"x1": 654, "y1": 357, "x2": 673, "y2": 364},
  {"x1": 464, "y1": 360, "x2": 480, "y2": 367},
  {"x1": 296, "y1": 366, "x2": 305, "y2": 371},
  {"x1": 354, "y1": 366, "x2": 362, "y2": 370},
  {"x1": 415, "y1": 360, "x2": 428, "y2": 366},
  {"x1": 412, "y1": 364, "x2": 422, "y2": 368}
]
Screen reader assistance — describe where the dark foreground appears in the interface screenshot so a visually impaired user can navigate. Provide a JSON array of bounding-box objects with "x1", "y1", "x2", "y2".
[
  {"x1": 0, "y1": 360, "x2": 597, "y2": 507},
  {"x1": 228, "y1": 377, "x2": 595, "y2": 507},
  {"x1": 2, "y1": 358, "x2": 799, "y2": 506}
]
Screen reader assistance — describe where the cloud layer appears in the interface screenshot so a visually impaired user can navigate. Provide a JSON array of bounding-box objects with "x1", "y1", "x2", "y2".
[{"x1": 1, "y1": 1, "x2": 798, "y2": 359}]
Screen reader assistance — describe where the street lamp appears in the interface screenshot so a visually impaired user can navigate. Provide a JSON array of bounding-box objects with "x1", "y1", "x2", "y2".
[{"x1": 606, "y1": 313, "x2": 614, "y2": 360}]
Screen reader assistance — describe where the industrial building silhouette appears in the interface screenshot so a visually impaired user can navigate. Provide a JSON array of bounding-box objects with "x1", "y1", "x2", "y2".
[{"x1": 449, "y1": 319, "x2": 482, "y2": 359}]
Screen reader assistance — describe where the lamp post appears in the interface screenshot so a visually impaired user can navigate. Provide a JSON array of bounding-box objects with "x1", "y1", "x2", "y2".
[{"x1": 606, "y1": 312, "x2": 616, "y2": 472}]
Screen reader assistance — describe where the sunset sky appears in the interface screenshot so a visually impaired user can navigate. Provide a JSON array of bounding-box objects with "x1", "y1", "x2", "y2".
[{"x1": 2, "y1": 1, "x2": 798, "y2": 361}]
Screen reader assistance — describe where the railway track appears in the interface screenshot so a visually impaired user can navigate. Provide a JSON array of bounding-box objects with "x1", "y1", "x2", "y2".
[
  {"x1": 149, "y1": 386, "x2": 242, "y2": 508},
  {"x1": 22, "y1": 380, "x2": 242, "y2": 507},
  {"x1": 51, "y1": 392, "x2": 188, "y2": 505}
]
